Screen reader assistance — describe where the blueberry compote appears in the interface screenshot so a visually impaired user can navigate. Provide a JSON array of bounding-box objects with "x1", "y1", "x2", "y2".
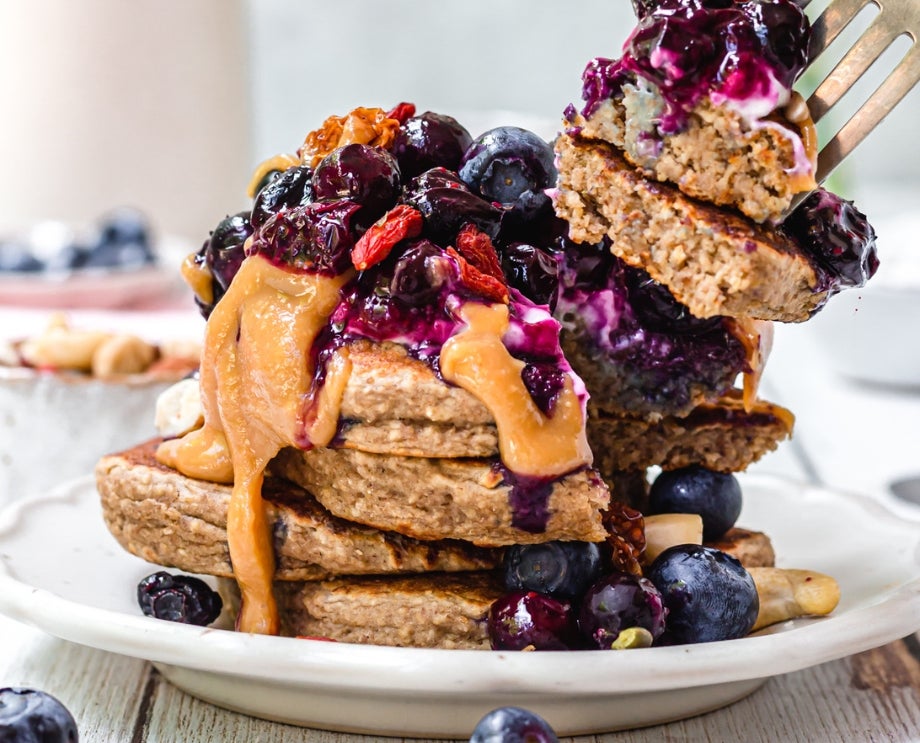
[
  {"x1": 579, "y1": 0, "x2": 810, "y2": 132},
  {"x1": 780, "y1": 187, "x2": 879, "y2": 299},
  {"x1": 207, "y1": 107, "x2": 594, "y2": 534},
  {"x1": 553, "y1": 240, "x2": 746, "y2": 417}
]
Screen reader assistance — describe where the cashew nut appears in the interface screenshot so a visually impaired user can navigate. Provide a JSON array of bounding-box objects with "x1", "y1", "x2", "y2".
[
  {"x1": 19, "y1": 315, "x2": 109, "y2": 371},
  {"x1": 748, "y1": 567, "x2": 840, "y2": 631},
  {"x1": 91, "y1": 334, "x2": 157, "y2": 378},
  {"x1": 643, "y1": 513, "x2": 703, "y2": 564}
]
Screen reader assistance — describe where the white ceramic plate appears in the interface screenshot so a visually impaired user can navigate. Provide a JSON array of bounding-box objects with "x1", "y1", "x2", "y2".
[{"x1": 1, "y1": 475, "x2": 919, "y2": 737}]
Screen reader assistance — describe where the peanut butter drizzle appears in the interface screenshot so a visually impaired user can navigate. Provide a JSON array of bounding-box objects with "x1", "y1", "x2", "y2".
[
  {"x1": 726, "y1": 317, "x2": 773, "y2": 412},
  {"x1": 440, "y1": 302, "x2": 592, "y2": 478},
  {"x1": 180, "y1": 253, "x2": 214, "y2": 307},
  {"x1": 156, "y1": 254, "x2": 352, "y2": 634},
  {"x1": 783, "y1": 91, "x2": 819, "y2": 192},
  {"x1": 246, "y1": 153, "x2": 302, "y2": 199}
]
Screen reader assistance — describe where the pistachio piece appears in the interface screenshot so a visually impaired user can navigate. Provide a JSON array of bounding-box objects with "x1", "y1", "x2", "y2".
[
  {"x1": 610, "y1": 626, "x2": 654, "y2": 649},
  {"x1": 748, "y1": 567, "x2": 841, "y2": 631},
  {"x1": 642, "y1": 513, "x2": 703, "y2": 564}
]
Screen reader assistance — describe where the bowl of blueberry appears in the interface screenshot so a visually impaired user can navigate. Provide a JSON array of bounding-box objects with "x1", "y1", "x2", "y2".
[{"x1": 0, "y1": 207, "x2": 188, "y2": 309}]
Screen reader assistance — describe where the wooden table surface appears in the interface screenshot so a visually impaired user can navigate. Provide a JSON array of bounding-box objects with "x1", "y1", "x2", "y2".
[{"x1": 2, "y1": 312, "x2": 919, "y2": 742}]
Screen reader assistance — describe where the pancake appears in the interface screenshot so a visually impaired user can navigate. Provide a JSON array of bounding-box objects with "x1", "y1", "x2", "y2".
[
  {"x1": 553, "y1": 132, "x2": 825, "y2": 322},
  {"x1": 97, "y1": 440, "x2": 500, "y2": 581}
]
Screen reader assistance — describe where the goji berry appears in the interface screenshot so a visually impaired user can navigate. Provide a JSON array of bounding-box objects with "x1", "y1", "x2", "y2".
[
  {"x1": 351, "y1": 205, "x2": 423, "y2": 271},
  {"x1": 386, "y1": 102, "x2": 417, "y2": 125},
  {"x1": 454, "y1": 223, "x2": 505, "y2": 282},
  {"x1": 447, "y1": 247, "x2": 509, "y2": 304}
]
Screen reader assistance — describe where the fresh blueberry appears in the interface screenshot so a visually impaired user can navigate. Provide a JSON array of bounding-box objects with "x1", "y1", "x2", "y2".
[
  {"x1": 137, "y1": 571, "x2": 223, "y2": 626},
  {"x1": 502, "y1": 541, "x2": 602, "y2": 601},
  {"x1": 45, "y1": 243, "x2": 91, "y2": 272},
  {"x1": 469, "y1": 706, "x2": 559, "y2": 743},
  {"x1": 312, "y1": 143, "x2": 401, "y2": 225},
  {"x1": 0, "y1": 687, "x2": 78, "y2": 742},
  {"x1": 0, "y1": 242, "x2": 44, "y2": 272},
  {"x1": 82, "y1": 240, "x2": 154, "y2": 270},
  {"x1": 459, "y1": 127, "x2": 557, "y2": 208},
  {"x1": 251, "y1": 164, "x2": 314, "y2": 230},
  {"x1": 578, "y1": 572, "x2": 668, "y2": 648},
  {"x1": 649, "y1": 465, "x2": 742, "y2": 541},
  {"x1": 488, "y1": 591, "x2": 580, "y2": 650},
  {"x1": 205, "y1": 211, "x2": 253, "y2": 294},
  {"x1": 646, "y1": 544, "x2": 759, "y2": 644},
  {"x1": 96, "y1": 207, "x2": 151, "y2": 249},
  {"x1": 392, "y1": 111, "x2": 473, "y2": 180}
]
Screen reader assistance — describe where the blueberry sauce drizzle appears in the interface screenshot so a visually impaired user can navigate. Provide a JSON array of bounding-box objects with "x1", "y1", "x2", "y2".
[
  {"x1": 578, "y1": 0, "x2": 810, "y2": 132},
  {"x1": 780, "y1": 187, "x2": 879, "y2": 298}
]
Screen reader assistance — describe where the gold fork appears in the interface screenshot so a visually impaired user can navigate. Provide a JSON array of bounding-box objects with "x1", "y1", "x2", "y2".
[{"x1": 799, "y1": 0, "x2": 919, "y2": 184}]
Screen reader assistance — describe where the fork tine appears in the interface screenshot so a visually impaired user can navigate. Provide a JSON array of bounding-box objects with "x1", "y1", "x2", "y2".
[
  {"x1": 807, "y1": 14, "x2": 903, "y2": 122},
  {"x1": 816, "y1": 43, "x2": 920, "y2": 182},
  {"x1": 808, "y1": 0, "x2": 877, "y2": 62}
]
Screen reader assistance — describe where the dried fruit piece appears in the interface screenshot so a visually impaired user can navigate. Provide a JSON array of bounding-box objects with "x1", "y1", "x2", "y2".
[
  {"x1": 446, "y1": 247, "x2": 509, "y2": 304},
  {"x1": 300, "y1": 107, "x2": 401, "y2": 167},
  {"x1": 603, "y1": 502, "x2": 646, "y2": 576},
  {"x1": 455, "y1": 223, "x2": 504, "y2": 281},
  {"x1": 351, "y1": 205, "x2": 424, "y2": 271},
  {"x1": 386, "y1": 101, "x2": 417, "y2": 124}
]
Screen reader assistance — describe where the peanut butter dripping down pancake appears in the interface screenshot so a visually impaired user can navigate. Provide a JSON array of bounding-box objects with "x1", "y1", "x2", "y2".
[
  {"x1": 158, "y1": 254, "x2": 351, "y2": 634},
  {"x1": 158, "y1": 256, "x2": 593, "y2": 635}
]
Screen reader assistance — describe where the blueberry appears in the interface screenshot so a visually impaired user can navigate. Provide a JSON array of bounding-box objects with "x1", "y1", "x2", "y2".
[
  {"x1": 502, "y1": 541, "x2": 602, "y2": 601},
  {"x1": 392, "y1": 111, "x2": 473, "y2": 180},
  {"x1": 97, "y1": 207, "x2": 151, "y2": 249},
  {"x1": 469, "y1": 706, "x2": 559, "y2": 743},
  {"x1": 137, "y1": 571, "x2": 223, "y2": 626},
  {"x1": 577, "y1": 572, "x2": 667, "y2": 648},
  {"x1": 403, "y1": 169, "x2": 502, "y2": 243},
  {"x1": 623, "y1": 265, "x2": 723, "y2": 335},
  {"x1": 500, "y1": 243, "x2": 559, "y2": 308},
  {"x1": 487, "y1": 591, "x2": 580, "y2": 650},
  {"x1": 0, "y1": 243, "x2": 44, "y2": 272},
  {"x1": 205, "y1": 211, "x2": 253, "y2": 294},
  {"x1": 780, "y1": 188, "x2": 878, "y2": 290},
  {"x1": 388, "y1": 239, "x2": 452, "y2": 307},
  {"x1": 459, "y1": 127, "x2": 557, "y2": 223},
  {"x1": 649, "y1": 466, "x2": 742, "y2": 541},
  {"x1": 646, "y1": 545, "x2": 759, "y2": 644},
  {"x1": 82, "y1": 240, "x2": 154, "y2": 270},
  {"x1": 45, "y1": 243, "x2": 90, "y2": 272},
  {"x1": 0, "y1": 687, "x2": 78, "y2": 742},
  {"x1": 251, "y1": 164, "x2": 314, "y2": 230},
  {"x1": 249, "y1": 199, "x2": 361, "y2": 275},
  {"x1": 312, "y1": 143, "x2": 401, "y2": 225}
]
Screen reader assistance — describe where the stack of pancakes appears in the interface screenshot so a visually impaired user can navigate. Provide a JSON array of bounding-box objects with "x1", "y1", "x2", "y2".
[{"x1": 98, "y1": 331, "x2": 779, "y2": 648}]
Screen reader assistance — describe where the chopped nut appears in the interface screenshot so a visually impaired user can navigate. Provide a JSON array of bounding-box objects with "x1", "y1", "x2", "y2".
[
  {"x1": 19, "y1": 317, "x2": 109, "y2": 372},
  {"x1": 91, "y1": 334, "x2": 157, "y2": 378},
  {"x1": 155, "y1": 378, "x2": 204, "y2": 438},
  {"x1": 642, "y1": 513, "x2": 703, "y2": 564},
  {"x1": 299, "y1": 107, "x2": 401, "y2": 167},
  {"x1": 748, "y1": 567, "x2": 841, "y2": 631}
]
